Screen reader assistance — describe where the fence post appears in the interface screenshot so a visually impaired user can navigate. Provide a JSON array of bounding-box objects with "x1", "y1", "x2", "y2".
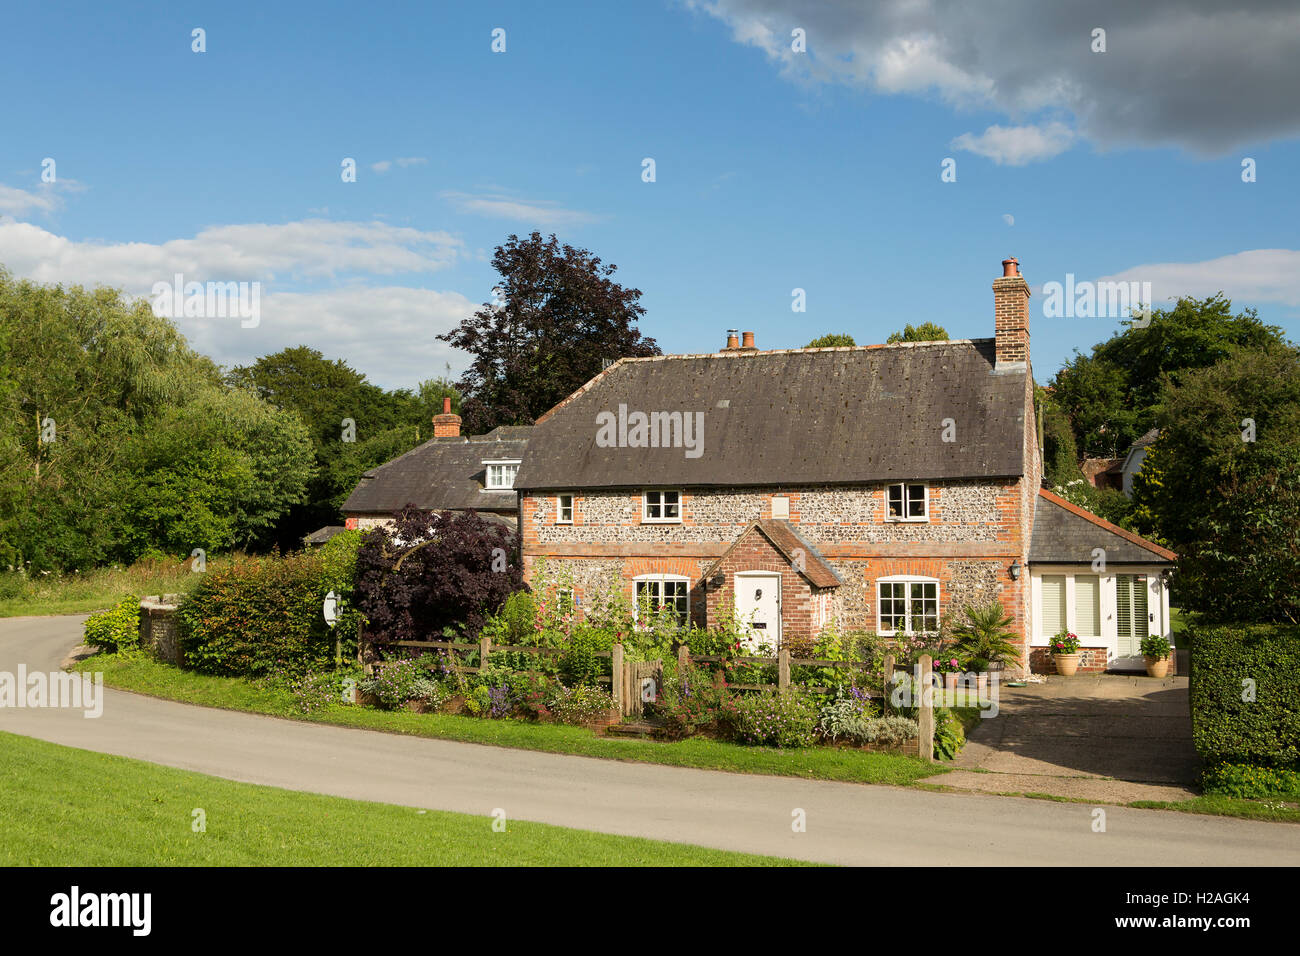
[
  {"x1": 611, "y1": 643, "x2": 625, "y2": 715},
  {"x1": 882, "y1": 653, "x2": 895, "y2": 714},
  {"x1": 918, "y1": 654, "x2": 934, "y2": 763},
  {"x1": 479, "y1": 634, "x2": 491, "y2": 672},
  {"x1": 778, "y1": 648, "x2": 790, "y2": 693},
  {"x1": 677, "y1": 644, "x2": 690, "y2": 672}
]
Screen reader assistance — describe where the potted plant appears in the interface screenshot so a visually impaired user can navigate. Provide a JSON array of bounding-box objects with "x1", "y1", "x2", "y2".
[
  {"x1": 1140, "y1": 634, "x2": 1173, "y2": 678},
  {"x1": 1049, "y1": 631, "x2": 1082, "y2": 676},
  {"x1": 952, "y1": 602, "x2": 1022, "y2": 690},
  {"x1": 933, "y1": 656, "x2": 961, "y2": 690}
]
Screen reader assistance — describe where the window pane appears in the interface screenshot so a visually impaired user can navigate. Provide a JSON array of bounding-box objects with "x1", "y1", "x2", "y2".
[
  {"x1": 887, "y1": 485, "x2": 903, "y2": 517},
  {"x1": 1075, "y1": 575, "x2": 1101, "y2": 638},
  {"x1": 907, "y1": 485, "x2": 926, "y2": 517},
  {"x1": 1041, "y1": 575, "x2": 1066, "y2": 637}
]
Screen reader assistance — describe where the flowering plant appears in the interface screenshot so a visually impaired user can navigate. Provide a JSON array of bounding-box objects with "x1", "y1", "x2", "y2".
[
  {"x1": 1049, "y1": 631, "x2": 1081, "y2": 654},
  {"x1": 932, "y1": 656, "x2": 961, "y2": 675}
]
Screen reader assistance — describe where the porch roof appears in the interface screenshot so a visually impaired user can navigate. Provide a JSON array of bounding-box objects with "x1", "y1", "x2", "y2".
[
  {"x1": 1029, "y1": 489, "x2": 1176, "y2": 565},
  {"x1": 702, "y1": 519, "x2": 843, "y2": 589}
]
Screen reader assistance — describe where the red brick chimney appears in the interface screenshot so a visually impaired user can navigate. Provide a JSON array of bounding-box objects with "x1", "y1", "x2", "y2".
[
  {"x1": 993, "y1": 256, "x2": 1030, "y2": 368},
  {"x1": 432, "y1": 396, "x2": 461, "y2": 438}
]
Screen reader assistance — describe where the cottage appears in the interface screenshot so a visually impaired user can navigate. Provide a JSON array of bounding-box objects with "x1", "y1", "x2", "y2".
[
  {"x1": 513, "y1": 258, "x2": 1175, "y2": 675},
  {"x1": 342, "y1": 398, "x2": 530, "y2": 530}
]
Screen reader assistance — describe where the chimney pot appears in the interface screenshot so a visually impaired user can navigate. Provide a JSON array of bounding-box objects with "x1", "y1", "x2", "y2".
[
  {"x1": 742, "y1": 331, "x2": 755, "y2": 349},
  {"x1": 1002, "y1": 257, "x2": 1020, "y2": 277},
  {"x1": 442, "y1": 396, "x2": 452, "y2": 414},
  {"x1": 726, "y1": 330, "x2": 739, "y2": 349}
]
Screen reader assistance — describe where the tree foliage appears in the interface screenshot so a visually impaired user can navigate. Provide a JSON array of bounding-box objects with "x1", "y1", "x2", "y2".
[
  {"x1": 1132, "y1": 343, "x2": 1300, "y2": 623},
  {"x1": 804, "y1": 333, "x2": 856, "y2": 348},
  {"x1": 438, "y1": 232, "x2": 660, "y2": 433},
  {"x1": 354, "y1": 507, "x2": 525, "y2": 645},
  {"x1": 886, "y1": 323, "x2": 948, "y2": 344}
]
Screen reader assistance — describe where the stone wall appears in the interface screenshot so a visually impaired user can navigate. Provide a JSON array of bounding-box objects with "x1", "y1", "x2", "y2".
[{"x1": 139, "y1": 594, "x2": 184, "y2": 665}]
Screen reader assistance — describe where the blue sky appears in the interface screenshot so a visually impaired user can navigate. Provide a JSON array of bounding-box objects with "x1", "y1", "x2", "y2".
[{"x1": 3, "y1": 0, "x2": 1298, "y2": 389}]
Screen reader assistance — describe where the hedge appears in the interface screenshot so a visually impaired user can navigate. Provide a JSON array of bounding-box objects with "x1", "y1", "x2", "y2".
[
  {"x1": 83, "y1": 597, "x2": 141, "y2": 652},
  {"x1": 176, "y1": 552, "x2": 342, "y2": 677},
  {"x1": 1189, "y1": 623, "x2": 1300, "y2": 767}
]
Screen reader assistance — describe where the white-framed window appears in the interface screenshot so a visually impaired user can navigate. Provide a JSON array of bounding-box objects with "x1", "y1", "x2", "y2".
[
  {"x1": 876, "y1": 576, "x2": 939, "y2": 635},
  {"x1": 886, "y1": 483, "x2": 929, "y2": 521},
  {"x1": 483, "y1": 460, "x2": 521, "y2": 490},
  {"x1": 633, "y1": 575, "x2": 690, "y2": 625},
  {"x1": 642, "y1": 489, "x2": 681, "y2": 523},
  {"x1": 1074, "y1": 574, "x2": 1101, "y2": 639},
  {"x1": 1041, "y1": 574, "x2": 1067, "y2": 638},
  {"x1": 556, "y1": 493, "x2": 574, "y2": 524}
]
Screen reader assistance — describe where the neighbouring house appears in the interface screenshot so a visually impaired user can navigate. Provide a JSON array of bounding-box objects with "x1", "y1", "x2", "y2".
[
  {"x1": 302, "y1": 525, "x2": 347, "y2": 547},
  {"x1": 512, "y1": 257, "x2": 1176, "y2": 675},
  {"x1": 1081, "y1": 456, "x2": 1124, "y2": 492},
  {"x1": 341, "y1": 398, "x2": 531, "y2": 531},
  {"x1": 1119, "y1": 427, "x2": 1160, "y2": 497}
]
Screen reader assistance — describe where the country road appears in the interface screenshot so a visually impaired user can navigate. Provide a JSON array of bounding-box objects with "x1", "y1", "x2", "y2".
[{"x1": 1, "y1": 615, "x2": 1297, "y2": 866}]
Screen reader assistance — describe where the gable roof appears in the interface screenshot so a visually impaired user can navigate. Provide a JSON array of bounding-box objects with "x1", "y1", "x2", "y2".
[
  {"x1": 703, "y1": 520, "x2": 843, "y2": 589},
  {"x1": 1030, "y1": 489, "x2": 1176, "y2": 564},
  {"x1": 514, "y1": 339, "x2": 1028, "y2": 490},
  {"x1": 342, "y1": 432, "x2": 530, "y2": 515}
]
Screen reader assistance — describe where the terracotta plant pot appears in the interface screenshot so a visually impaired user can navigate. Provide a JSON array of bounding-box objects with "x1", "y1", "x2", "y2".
[
  {"x1": 1144, "y1": 655, "x2": 1171, "y2": 678},
  {"x1": 1053, "y1": 652, "x2": 1081, "y2": 676}
]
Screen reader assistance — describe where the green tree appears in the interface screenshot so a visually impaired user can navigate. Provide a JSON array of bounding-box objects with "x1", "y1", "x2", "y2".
[
  {"x1": 886, "y1": 322, "x2": 948, "y2": 344},
  {"x1": 804, "y1": 333, "x2": 856, "y2": 348},
  {"x1": 1132, "y1": 343, "x2": 1300, "y2": 623}
]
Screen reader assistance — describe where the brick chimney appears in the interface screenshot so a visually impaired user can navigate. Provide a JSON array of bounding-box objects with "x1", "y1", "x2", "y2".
[
  {"x1": 993, "y1": 257, "x2": 1030, "y2": 368},
  {"x1": 432, "y1": 396, "x2": 461, "y2": 438}
]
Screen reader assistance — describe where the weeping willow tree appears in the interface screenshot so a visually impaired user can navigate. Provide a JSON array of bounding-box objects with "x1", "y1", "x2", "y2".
[{"x1": 0, "y1": 269, "x2": 314, "y2": 570}]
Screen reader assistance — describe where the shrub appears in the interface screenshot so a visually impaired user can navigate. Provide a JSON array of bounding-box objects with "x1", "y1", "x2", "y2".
[
  {"x1": 1139, "y1": 634, "x2": 1172, "y2": 659},
  {"x1": 726, "y1": 690, "x2": 819, "y2": 748},
  {"x1": 953, "y1": 602, "x2": 1022, "y2": 672},
  {"x1": 319, "y1": 529, "x2": 364, "y2": 660},
  {"x1": 649, "y1": 665, "x2": 730, "y2": 739},
  {"x1": 548, "y1": 684, "x2": 615, "y2": 726},
  {"x1": 855, "y1": 716, "x2": 919, "y2": 747},
  {"x1": 359, "y1": 657, "x2": 444, "y2": 709},
  {"x1": 1202, "y1": 761, "x2": 1300, "y2": 799},
  {"x1": 932, "y1": 708, "x2": 965, "y2": 760},
  {"x1": 177, "y1": 552, "x2": 336, "y2": 677},
  {"x1": 256, "y1": 664, "x2": 363, "y2": 714},
  {"x1": 1189, "y1": 624, "x2": 1300, "y2": 767},
  {"x1": 816, "y1": 689, "x2": 878, "y2": 741},
  {"x1": 559, "y1": 623, "x2": 612, "y2": 686},
  {"x1": 354, "y1": 506, "x2": 525, "y2": 645},
  {"x1": 83, "y1": 597, "x2": 141, "y2": 652}
]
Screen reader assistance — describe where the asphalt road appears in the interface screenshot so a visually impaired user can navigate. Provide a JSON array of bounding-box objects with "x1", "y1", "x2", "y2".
[{"x1": 2, "y1": 614, "x2": 1297, "y2": 866}]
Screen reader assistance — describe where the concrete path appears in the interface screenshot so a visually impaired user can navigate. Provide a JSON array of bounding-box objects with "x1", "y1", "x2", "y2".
[
  {"x1": 2, "y1": 615, "x2": 1297, "y2": 866},
  {"x1": 948, "y1": 674, "x2": 1202, "y2": 803}
]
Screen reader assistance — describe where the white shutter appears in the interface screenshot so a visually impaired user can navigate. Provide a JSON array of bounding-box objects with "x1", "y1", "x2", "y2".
[
  {"x1": 1041, "y1": 575, "x2": 1066, "y2": 639},
  {"x1": 1075, "y1": 575, "x2": 1101, "y2": 638}
]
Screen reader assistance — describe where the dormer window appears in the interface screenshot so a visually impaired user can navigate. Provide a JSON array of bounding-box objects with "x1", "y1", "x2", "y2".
[
  {"x1": 484, "y1": 460, "x2": 521, "y2": 490},
  {"x1": 886, "y1": 483, "x2": 929, "y2": 521}
]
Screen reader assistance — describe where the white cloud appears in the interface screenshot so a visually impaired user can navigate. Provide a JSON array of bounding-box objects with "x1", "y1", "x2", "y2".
[
  {"x1": 370, "y1": 160, "x2": 392, "y2": 173},
  {"x1": 950, "y1": 122, "x2": 1076, "y2": 165},
  {"x1": 0, "y1": 180, "x2": 86, "y2": 216},
  {"x1": 441, "y1": 190, "x2": 604, "y2": 226},
  {"x1": 371, "y1": 157, "x2": 428, "y2": 174},
  {"x1": 1100, "y1": 249, "x2": 1300, "y2": 309},
  {"x1": 0, "y1": 218, "x2": 463, "y2": 289}
]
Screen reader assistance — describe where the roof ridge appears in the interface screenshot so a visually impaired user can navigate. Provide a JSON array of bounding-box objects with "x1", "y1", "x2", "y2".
[
  {"x1": 1037, "y1": 488, "x2": 1177, "y2": 561},
  {"x1": 615, "y1": 338, "x2": 989, "y2": 364}
]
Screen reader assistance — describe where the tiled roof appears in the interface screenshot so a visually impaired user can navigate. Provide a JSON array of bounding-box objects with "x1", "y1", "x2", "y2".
[
  {"x1": 515, "y1": 339, "x2": 1027, "y2": 490},
  {"x1": 342, "y1": 433, "x2": 530, "y2": 515},
  {"x1": 703, "y1": 520, "x2": 843, "y2": 589},
  {"x1": 1030, "y1": 489, "x2": 1176, "y2": 564}
]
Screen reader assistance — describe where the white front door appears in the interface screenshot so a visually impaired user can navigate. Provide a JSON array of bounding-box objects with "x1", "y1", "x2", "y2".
[
  {"x1": 1114, "y1": 573, "x2": 1150, "y2": 666},
  {"x1": 734, "y1": 572, "x2": 781, "y2": 651}
]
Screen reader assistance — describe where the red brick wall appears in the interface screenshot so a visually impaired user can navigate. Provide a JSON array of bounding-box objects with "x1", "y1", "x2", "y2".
[{"x1": 702, "y1": 527, "x2": 820, "y2": 651}]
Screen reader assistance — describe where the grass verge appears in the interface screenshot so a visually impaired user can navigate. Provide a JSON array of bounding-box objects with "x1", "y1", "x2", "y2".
[
  {"x1": 1128, "y1": 795, "x2": 1300, "y2": 823},
  {"x1": 0, "y1": 731, "x2": 806, "y2": 866},
  {"x1": 0, "y1": 557, "x2": 239, "y2": 618},
  {"x1": 72, "y1": 652, "x2": 946, "y2": 787}
]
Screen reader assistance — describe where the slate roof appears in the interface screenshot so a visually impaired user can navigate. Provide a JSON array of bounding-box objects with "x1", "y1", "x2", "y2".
[
  {"x1": 704, "y1": 520, "x2": 843, "y2": 589},
  {"x1": 1029, "y1": 489, "x2": 1176, "y2": 564},
  {"x1": 302, "y1": 525, "x2": 346, "y2": 546},
  {"x1": 514, "y1": 339, "x2": 1027, "y2": 490},
  {"x1": 342, "y1": 432, "x2": 530, "y2": 515}
]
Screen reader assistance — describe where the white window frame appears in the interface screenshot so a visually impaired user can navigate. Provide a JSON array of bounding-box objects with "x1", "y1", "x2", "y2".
[
  {"x1": 632, "y1": 574, "x2": 690, "y2": 625},
  {"x1": 483, "y1": 459, "x2": 521, "y2": 491},
  {"x1": 885, "y1": 483, "x2": 929, "y2": 522},
  {"x1": 641, "y1": 489, "x2": 682, "y2": 524},
  {"x1": 556, "y1": 493, "x2": 574, "y2": 524},
  {"x1": 876, "y1": 575, "x2": 940, "y2": 636}
]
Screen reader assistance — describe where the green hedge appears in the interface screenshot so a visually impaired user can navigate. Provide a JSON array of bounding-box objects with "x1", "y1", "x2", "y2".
[
  {"x1": 83, "y1": 597, "x2": 141, "y2": 652},
  {"x1": 1202, "y1": 762, "x2": 1300, "y2": 799},
  {"x1": 1189, "y1": 624, "x2": 1300, "y2": 767},
  {"x1": 176, "y1": 552, "x2": 342, "y2": 677}
]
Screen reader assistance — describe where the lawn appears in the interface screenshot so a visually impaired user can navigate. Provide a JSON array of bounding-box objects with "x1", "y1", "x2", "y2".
[
  {"x1": 0, "y1": 731, "x2": 808, "y2": 866},
  {"x1": 73, "y1": 652, "x2": 947, "y2": 787},
  {"x1": 0, "y1": 557, "x2": 236, "y2": 618}
]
